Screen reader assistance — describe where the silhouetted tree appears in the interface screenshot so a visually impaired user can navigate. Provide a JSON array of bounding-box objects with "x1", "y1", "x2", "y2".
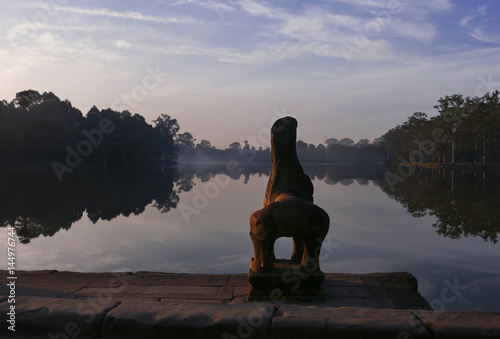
[
  {"x1": 153, "y1": 114, "x2": 180, "y2": 162},
  {"x1": 339, "y1": 138, "x2": 354, "y2": 146}
]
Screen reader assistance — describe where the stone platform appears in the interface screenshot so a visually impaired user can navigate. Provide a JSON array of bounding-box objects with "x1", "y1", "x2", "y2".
[{"x1": 1, "y1": 270, "x2": 499, "y2": 338}]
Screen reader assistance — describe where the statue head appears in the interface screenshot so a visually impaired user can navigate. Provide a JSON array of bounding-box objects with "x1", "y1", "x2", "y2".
[{"x1": 271, "y1": 116, "x2": 298, "y2": 162}]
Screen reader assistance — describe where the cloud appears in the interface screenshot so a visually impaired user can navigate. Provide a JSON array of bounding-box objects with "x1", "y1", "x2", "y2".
[
  {"x1": 460, "y1": 5, "x2": 500, "y2": 44},
  {"x1": 170, "y1": 0, "x2": 236, "y2": 14},
  {"x1": 460, "y1": 5, "x2": 487, "y2": 27},
  {"x1": 113, "y1": 39, "x2": 132, "y2": 49},
  {"x1": 230, "y1": 1, "x2": 441, "y2": 64},
  {"x1": 35, "y1": 3, "x2": 197, "y2": 24},
  {"x1": 328, "y1": 0, "x2": 452, "y2": 12}
]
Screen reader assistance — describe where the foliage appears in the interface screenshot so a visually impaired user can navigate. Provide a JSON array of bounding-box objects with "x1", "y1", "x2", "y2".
[
  {"x1": 380, "y1": 91, "x2": 500, "y2": 164},
  {"x1": 379, "y1": 167, "x2": 500, "y2": 243},
  {"x1": 0, "y1": 90, "x2": 179, "y2": 168}
]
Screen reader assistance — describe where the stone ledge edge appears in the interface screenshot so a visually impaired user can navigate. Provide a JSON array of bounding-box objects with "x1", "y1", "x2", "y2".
[{"x1": 1, "y1": 298, "x2": 499, "y2": 338}]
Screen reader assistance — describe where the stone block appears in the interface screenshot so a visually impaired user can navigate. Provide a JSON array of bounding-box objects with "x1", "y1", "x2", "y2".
[
  {"x1": 128, "y1": 273, "x2": 228, "y2": 287},
  {"x1": 373, "y1": 272, "x2": 418, "y2": 290},
  {"x1": 218, "y1": 285, "x2": 234, "y2": 295},
  {"x1": 323, "y1": 297, "x2": 395, "y2": 309},
  {"x1": 102, "y1": 300, "x2": 276, "y2": 338},
  {"x1": 0, "y1": 296, "x2": 119, "y2": 338},
  {"x1": 272, "y1": 317, "x2": 326, "y2": 338},
  {"x1": 15, "y1": 282, "x2": 87, "y2": 297},
  {"x1": 248, "y1": 259, "x2": 325, "y2": 301},
  {"x1": 386, "y1": 287, "x2": 432, "y2": 310},
  {"x1": 414, "y1": 310, "x2": 500, "y2": 339},
  {"x1": 326, "y1": 307, "x2": 431, "y2": 338},
  {"x1": 234, "y1": 286, "x2": 249, "y2": 297},
  {"x1": 228, "y1": 275, "x2": 249, "y2": 286},
  {"x1": 323, "y1": 285, "x2": 372, "y2": 298},
  {"x1": 323, "y1": 276, "x2": 364, "y2": 286}
]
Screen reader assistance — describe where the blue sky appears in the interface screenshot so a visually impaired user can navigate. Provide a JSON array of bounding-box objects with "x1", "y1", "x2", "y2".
[{"x1": 1, "y1": 0, "x2": 499, "y2": 148}]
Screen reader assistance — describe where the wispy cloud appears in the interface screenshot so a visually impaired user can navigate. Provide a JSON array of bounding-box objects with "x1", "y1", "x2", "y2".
[
  {"x1": 460, "y1": 5, "x2": 488, "y2": 27},
  {"x1": 460, "y1": 5, "x2": 500, "y2": 44},
  {"x1": 169, "y1": 0, "x2": 236, "y2": 14},
  {"x1": 29, "y1": 3, "x2": 197, "y2": 24},
  {"x1": 328, "y1": 0, "x2": 453, "y2": 12}
]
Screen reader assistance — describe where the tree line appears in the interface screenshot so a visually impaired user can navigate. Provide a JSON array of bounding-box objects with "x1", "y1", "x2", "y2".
[
  {"x1": 177, "y1": 135, "x2": 386, "y2": 164},
  {"x1": 178, "y1": 90, "x2": 500, "y2": 165},
  {"x1": 2, "y1": 89, "x2": 499, "y2": 169},
  {"x1": 381, "y1": 91, "x2": 500, "y2": 165},
  {"x1": 0, "y1": 90, "x2": 180, "y2": 174}
]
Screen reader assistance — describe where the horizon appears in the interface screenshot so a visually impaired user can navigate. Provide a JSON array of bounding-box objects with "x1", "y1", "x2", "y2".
[{"x1": 1, "y1": 0, "x2": 500, "y2": 149}]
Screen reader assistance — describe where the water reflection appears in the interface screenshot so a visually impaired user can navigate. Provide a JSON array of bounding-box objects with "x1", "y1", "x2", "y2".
[
  {"x1": 380, "y1": 167, "x2": 500, "y2": 243},
  {"x1": 0, "y1": 167, "x2": 181, "y2": 243},
  {"x1": 1, "y1": 164, "x2": 499, "y2": 244}
]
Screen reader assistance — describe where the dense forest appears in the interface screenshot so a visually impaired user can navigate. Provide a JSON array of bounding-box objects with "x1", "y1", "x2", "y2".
[
  {"x1": 0, "y1": 90, "x2": 179, "y2": 180},
  {"x1": 1, "y1": 90, "x2": 499, "y2": 176},
  {"x1": 382, "y1": 91, "x2": 500, "y2": 165}
]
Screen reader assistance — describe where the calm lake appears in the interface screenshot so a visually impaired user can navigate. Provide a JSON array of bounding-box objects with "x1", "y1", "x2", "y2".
[{"x1": 1, "y1": 164, "x2": 499, "y2": 312}]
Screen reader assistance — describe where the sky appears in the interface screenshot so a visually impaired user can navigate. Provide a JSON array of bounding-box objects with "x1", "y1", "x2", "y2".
[{"x1": 1, "y1": 0, "x2": 500, "y2": 148}]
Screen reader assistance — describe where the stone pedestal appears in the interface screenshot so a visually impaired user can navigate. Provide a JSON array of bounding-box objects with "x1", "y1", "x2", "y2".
[{"x1": 247, "y1": 259, "x2": 325, "y2": 302}]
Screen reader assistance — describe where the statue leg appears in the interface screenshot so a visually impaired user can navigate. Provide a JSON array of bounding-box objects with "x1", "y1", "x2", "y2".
[
  {"x1": 301, "y1": 236, "x2": 324, "y2": 273},
  {"x1": 250, "y1": 233, "x2": 276, "y2": 272},
  {"x1": 291, "y1": 236, "x2": 304, "y2": 262}
]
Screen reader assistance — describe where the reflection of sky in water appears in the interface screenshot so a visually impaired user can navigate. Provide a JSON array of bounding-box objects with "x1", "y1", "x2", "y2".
[{"x1": 5, "y1": 172, "x2": 500, "y2": 312}]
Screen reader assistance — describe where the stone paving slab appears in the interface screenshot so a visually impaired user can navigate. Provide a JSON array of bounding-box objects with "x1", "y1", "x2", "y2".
[
  {"x1": 1, "y1": 270, "x2": 499, "y2": 338},
  {"x1": 102, "y1": 300, "x2": 276, "y2": 339},
  {"x1": 412, "y1": 310, "x2": 500, "y2": 339},
  {"x1": 275, "y1": 306, "x2": 431, "y2": 338}
]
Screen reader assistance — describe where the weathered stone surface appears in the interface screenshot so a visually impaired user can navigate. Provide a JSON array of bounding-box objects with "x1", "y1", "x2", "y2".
[
  {"x1": 248, "y1": 259, "x2": 326, "y2": 301},
  {"x1": 323, "y1": 276, "x2": 364, "y2": 286},
  {"x1": 218, "y1": 285, "x2": 234, "y2": 295},
  {"x1": 0, "y1": 296, "x2": 119, "y2": 338},
  {"x1": 325, "y1": 307, "x2": 431, "y2": 339},
  {"x1": 264, "y1": 117, "x2": 313, "y2": 205},
  {"x1": 413, "y1": 310, "x2": 500, "y2": 339},
  {"x1": 274, "y1": 306, "x2": 430, "y2": 338},
  {"x1": 76, "y1": 285, "x2": 219, "y2": 295},
  {"x1": 128, "y1": 273, "x2": 229, "y2": 286},
  {"x1": 2, "y1": 282, "x2": 87, "y2": 298},
  {"x1": 323, "y1": 285, "x2": 372, "y2": 298},
  {"x1": 0, "y1": 270, "x2": 497, "y2": 338},
  {"x1": 102, "y1": 300, "x2": 276, "y2": 339},
  {"x1": 321, "y1": 297, "x2": 395, "y2": 309},
  {"x1": 272, "y1": 317, "x2": 326, "y2": 339},
  {"x1": 228, "y1": 274, "x2": 249, "y2": 286},
  {"x1": 10, "y1": 271, "x2": 133, "y2": 285}
]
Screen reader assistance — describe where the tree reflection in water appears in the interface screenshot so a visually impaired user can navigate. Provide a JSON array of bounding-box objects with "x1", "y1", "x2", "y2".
[
  {"x1": 379, "y1": 167, "x2": 500, "y2": 243},
  {"x1": 1, "y1": 164, "x2": 499, "y2": 244}
]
